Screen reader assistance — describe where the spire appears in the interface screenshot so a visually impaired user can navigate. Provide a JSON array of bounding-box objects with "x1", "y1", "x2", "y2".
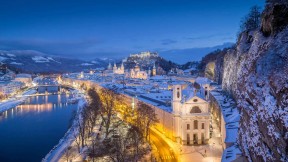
[
  {"x1": 121, "y1": 61, "x2": 124, "y2": 70},
  {"x1": 108, "y1": 62, "x2": 112, "y2": 70},
  {"x1": 152, "y1": 62, "x2": 156, "y2": 76}
]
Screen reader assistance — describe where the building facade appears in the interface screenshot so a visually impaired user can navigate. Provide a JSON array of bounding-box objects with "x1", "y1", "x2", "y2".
[
  {"x1": 113, "y1": 62, "x2": 125, "y2": 74},
  {"x1": 126, "y1": 65, "x2": 148, "y2": 80},
  {"x1": 172, "y1": 85, "x2": 210, "y2": 145}
]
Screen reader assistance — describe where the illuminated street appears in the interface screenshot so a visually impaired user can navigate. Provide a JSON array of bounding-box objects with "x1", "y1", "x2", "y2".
[{"x1": 150, "y1": 129, "x2": 178, "y2": 162}]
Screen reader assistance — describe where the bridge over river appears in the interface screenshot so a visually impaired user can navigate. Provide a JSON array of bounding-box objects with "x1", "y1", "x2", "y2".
[{"x1": 28, "y1": 84, "x2": 75, "y2": 94}]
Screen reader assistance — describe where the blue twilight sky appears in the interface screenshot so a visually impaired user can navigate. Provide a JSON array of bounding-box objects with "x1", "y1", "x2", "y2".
[{"x1": 0, "y1": 0, "x2": 265, "y2": 60}]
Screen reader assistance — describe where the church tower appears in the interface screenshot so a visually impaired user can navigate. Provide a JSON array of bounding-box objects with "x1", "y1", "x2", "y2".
[
  {"x1": 148, "y1": 67, "x2": 151, "y2": 77},
  {"x1": 172, "y1": 84, "x2": 182, "y2": 143},
  {"x1": 121, "y1": 62, "x2": 124, "y2": 71},
  {"x1": 152, "y1": 63, "x2": 156, "y2": 76},
  {"x1": 108, "y1": 62, "x2": 112, "y2": 70},
  {"x1": 113, "y1": 63, "x2": 117, "y2": 73},
  {"x1": 172, "y1": 85, "x2": 182, "y2": 114}
]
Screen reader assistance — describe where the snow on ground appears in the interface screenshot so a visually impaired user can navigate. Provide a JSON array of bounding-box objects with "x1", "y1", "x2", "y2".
[
  {"x1": 0, "y1": 56, "x2": 7, "y2": 61},
  {"x1": 0, "y1": 89, "x2": 37, "y2": 113},
  {"x1": 42, "y1": 98, "x2": 86, "y2": 162},
  {"x1": 221, "y1": 144, "x2": 242, "y2": 162},
  {"x1": 10, "y1": 62, "x2": 23, "y2": 65},
  {"x1": 0, "y1": 99, "x2": 24, "y2": 113},
  {"x1": 47, "y1": 57, "x2": 61, "y2": 64},
  {"x1": 81, "y1": 63, "x2": 93, "y2": 66},
  {"x1": 91, "y1": 60, "x2": 99, "y2": 64},
  {"x1": 22, "y1": 89, "x2": 37, "y2": 96},
  {"x1": 32, "y1": 56, "x2": 50, "y2": 63},
  {"x1": 32, "y1": 56, "x2": 61, "y2": 64},
  {"x1": 7, "y1": 53, "x2": 15, "y2": 57}
]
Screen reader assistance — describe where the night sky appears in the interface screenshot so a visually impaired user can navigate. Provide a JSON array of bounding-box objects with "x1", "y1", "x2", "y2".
[{"x1": 0, "y1": 0, "x2": 265, "y2": 59}]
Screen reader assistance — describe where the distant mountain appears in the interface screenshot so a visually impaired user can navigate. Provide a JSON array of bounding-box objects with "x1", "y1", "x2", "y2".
[
  {"x1": 159, "y1": 42, "x2": 234, "y2": 64},
  {"x1": 0, "y1": 50, "x2": 108, "y2": 73}
]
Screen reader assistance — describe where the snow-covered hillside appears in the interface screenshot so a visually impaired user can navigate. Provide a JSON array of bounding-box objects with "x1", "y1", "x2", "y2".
[{"x1": 0, "y1": 50, "x2": 108, "y2": 73}]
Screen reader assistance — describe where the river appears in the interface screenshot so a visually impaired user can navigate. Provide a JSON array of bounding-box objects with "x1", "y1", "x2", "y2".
[{"x1": 0, "y1": 90, "x2": 78, "y2": 162}]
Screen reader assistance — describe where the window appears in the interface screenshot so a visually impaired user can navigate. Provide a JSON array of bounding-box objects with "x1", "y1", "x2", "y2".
[
  {"x1": 187, "y1": 124, "x2": 190, "y2": 130},
  {"x1": 193, "y1": 99, "x2": 198, "y2": 102},
  {"x1": 190, "y1": 106, "x2": 202, "y2": 113},
  {"x1": 202, "y1": 123, "x2": 205, "y2": 129},
  {"x1": 194, "y1": 120, "x2": 198, "y2": 129}
]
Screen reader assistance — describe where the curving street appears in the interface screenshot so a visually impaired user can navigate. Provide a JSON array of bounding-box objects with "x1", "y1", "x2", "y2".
[{"x1": 150, "y1": 130, "x2": 178, "y2": 162}]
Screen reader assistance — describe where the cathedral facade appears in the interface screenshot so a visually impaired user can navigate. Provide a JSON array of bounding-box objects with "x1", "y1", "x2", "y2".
[
  {"x1": 126, "y1": 64, "x2": 149, "y2": 80},
  {"x1": 171, "y1": 85, "x2": 210, "y2": 145},
  {"x1": 112, "y1": 62, "x2": 125, "y2": 74}
]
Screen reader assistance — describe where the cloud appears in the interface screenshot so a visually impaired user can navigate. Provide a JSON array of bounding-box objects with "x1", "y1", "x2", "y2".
[{"x1": 161, "y1": 39, "x2": 178, "y2": 45}]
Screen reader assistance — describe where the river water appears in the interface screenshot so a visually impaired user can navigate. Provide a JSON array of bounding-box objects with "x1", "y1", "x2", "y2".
[{"x1": 0, "y1": 92, "x2": 78, "y2": 162}]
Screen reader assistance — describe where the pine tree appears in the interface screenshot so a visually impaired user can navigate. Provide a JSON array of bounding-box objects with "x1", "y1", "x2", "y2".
[{"x1": 240, "y1": 6, "x2": 261, "y2": 32}]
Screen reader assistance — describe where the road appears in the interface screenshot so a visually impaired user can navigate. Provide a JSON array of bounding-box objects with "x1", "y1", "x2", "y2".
[{"x1": 150, "y1": 130, "x2": 178, "y2": 162}]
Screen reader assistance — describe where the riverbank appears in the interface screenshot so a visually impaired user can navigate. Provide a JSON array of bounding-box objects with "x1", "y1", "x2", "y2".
[
  {"x1": 0, "y1": 89, "x2": 37, "y2": 113},
  {"x1": 42, "y1": 98, "x2": 86, "y2": 162}
]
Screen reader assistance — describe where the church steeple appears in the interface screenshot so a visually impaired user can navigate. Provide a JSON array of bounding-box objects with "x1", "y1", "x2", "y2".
[
  {"x1": 152, "y1": 62, "x2": 156, "y2": 76},
  {"x1": 121, "y1": 62, "x2": 124, "y2": 70}
]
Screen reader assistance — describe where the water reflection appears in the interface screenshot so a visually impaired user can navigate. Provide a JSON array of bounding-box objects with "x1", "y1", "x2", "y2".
[
  {"x1": 0, "y1": 94, "x2": 73, "y2": 121},
  {"x1": 0, "y1": 91, "x2": 78, "y2": 162}
]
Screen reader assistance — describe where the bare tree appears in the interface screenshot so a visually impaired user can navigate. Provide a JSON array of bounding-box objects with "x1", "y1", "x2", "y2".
[
  {"x1": 135, "y1": 102, "x2": 158, "y2": 140},
  {"x1": 99, "y1": 88, "x2": 117, "y2": 138},
  {"x1": 62, "y1": 146, "x2": 74, "y2": 162},
  {"x1": 126, "y1": 125, "x2": 144, "y2": 161},
  {"x1": 106, "y1": 129, "x2": 130, "y2": 162},
  {"x1": 88, "y1": 137, "x2": 105, "y2": 162},
  {"x1": 74, "y1": 109, "x2": 89, "y2": 149},
  {"x1": 85, "y1": 88, "x2": 101, "y2": 134},
  {"x1": 73, "y1": 129, "x2": 81, "y2": 153}
]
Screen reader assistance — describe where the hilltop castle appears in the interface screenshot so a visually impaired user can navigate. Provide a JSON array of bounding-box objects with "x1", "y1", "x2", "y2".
[{"x1": 129, "y1": 51, "x2": 158, "y2": 58}]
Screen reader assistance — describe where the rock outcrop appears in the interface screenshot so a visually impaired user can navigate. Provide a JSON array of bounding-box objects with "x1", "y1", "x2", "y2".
[
  {"x1": 223, "y1": 2, "x2": 288, "y2": 160},
  {"x1": 201, "y1": 1, "x2": 288, "y2": 161},
  {"x1": 223, "y1": 28, "x2": 288, "y2": 162},
  {"x1": 261, "y1": 1, "x2": 288, "y2": 36}
]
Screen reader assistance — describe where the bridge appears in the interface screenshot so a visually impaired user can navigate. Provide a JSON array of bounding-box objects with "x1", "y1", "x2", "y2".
[{"x1": 25, "y1": 84, "x2": 76, "y2": 96}]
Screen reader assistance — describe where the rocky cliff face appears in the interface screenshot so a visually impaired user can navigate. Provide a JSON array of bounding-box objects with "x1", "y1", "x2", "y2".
[{"x1": 219, "y1": 3, "x2": 288, "y2": 161}]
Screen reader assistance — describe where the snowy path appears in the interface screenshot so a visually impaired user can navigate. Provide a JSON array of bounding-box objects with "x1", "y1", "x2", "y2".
[
  {"x1": 0, "y1": 99, "x2": 24, "y2": 113},
  {"x1": 42, "y1": 98, "x2": 86, "y2": 162},
  {"x1": 0, "y1": 89, "x2": 37, "y2": 113}
]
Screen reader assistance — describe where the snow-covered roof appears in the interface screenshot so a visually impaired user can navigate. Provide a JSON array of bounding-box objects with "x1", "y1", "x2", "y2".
[
  {"x1": 195, "y1": 77, "x2": 211, "y2": 84},
  {"x1": 149, "y1": 75, "x2": 169, "y2": 80}
]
